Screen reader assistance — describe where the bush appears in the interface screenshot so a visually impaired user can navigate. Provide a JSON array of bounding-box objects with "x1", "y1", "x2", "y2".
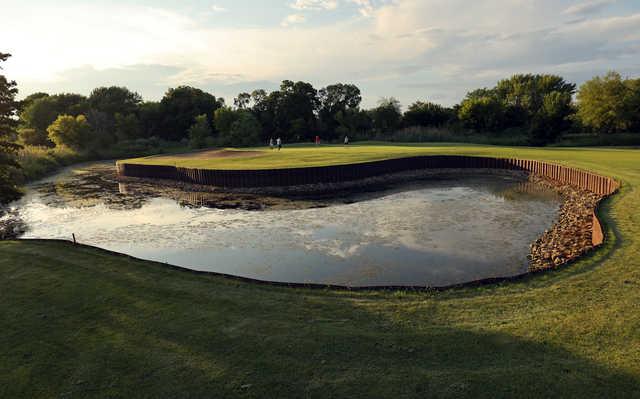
[
  {"x1": 17, "y1": 127, "x2": 51, "y2": 146},
  {"x1": 47, "y1": 114, "x2": 92, "y2": 150},
  {"x1": 16, "y1": 145, "x2": 83, "y2": 182}
]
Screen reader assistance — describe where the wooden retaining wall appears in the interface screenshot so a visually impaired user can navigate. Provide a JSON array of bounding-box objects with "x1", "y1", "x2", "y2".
[
  {"x1": 117, "y1": 155, "x2": 619, "y2": 195},
  {"x1": 118, "y1": 156, "x2": 619, "y2": 251}
]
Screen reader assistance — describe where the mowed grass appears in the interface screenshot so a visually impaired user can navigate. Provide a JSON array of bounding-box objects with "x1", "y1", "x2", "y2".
[
  {"x1": 2, "y1": 144, "x2": 640, "y2": 398},
  {"x1": 120, "y1": 142, "x2": 640, "y2": 172},
  {"x1": 119, "y1": 142, "x2": 505, "y2": 170}
]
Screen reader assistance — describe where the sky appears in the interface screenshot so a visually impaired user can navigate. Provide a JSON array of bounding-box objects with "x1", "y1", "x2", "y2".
[{"x1": 1, "y1": 0, "x2": 640, "y2": 108}]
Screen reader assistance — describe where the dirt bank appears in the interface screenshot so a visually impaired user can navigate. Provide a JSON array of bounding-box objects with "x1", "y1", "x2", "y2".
[{"x1": 0, "y1": 209, "x2": 26, "y2": 239}]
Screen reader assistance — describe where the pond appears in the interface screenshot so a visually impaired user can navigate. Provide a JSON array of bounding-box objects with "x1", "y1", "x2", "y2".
[{"x1": 9, "y1": 162, "x2": 562, "y2": 287}]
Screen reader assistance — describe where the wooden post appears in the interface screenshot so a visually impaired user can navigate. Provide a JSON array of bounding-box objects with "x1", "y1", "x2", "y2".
[{"x1": 72, "y1": 233, "x2": 76, "y2": 244}]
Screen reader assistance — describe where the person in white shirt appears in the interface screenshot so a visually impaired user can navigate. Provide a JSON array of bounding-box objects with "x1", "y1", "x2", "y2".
[
  {"x1": 269, "y1": 137, "x2": 274, "y2": 150},
  {"x1": 276, "y1": 137, "x2": 282, "y2": 151},
  {"x1": 344, "y1": 135, "x2": 349, "y2": 145}
]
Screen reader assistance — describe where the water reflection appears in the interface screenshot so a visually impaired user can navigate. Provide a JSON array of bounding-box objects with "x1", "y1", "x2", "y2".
[{"x1": 12, "y1": 163, "x2": 562, "y2": 287}]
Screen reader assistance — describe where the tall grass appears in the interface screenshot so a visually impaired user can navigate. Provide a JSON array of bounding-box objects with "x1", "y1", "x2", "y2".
[
  {"x1": 551, "y1": 132, "x2": 640, "y2": 147},
  {"x1": 16, "y1": 145, "x2": 84, "y2": 183},
  {"x1": 15, "y1": 138, "x2": 190, "y2": 184},
  {"x1": 355, "y1": 127, "x2": 640, "y2": 147}
]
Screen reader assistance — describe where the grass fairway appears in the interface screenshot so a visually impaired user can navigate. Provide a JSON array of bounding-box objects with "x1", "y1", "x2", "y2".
[
  {"x1": 119, "y1": 142, "x2": 520, "y2": 170},
  {"x1": 2, "y1": 144, "x2": 640, "y2": 398}
]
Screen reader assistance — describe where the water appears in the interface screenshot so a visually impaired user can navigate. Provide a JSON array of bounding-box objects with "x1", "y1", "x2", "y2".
[{"x1": 9, "y1": 162, "x2": 561, "y2": 287}]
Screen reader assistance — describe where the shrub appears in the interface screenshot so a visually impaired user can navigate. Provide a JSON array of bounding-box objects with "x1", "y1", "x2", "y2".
[
  {"x1": 47, "y1": 114, "x2": 92, "y2": 150},
  {"x1": 16, "y1": 145, "x2": 82, "y2": 182},
  {"x1": 18, "y1": 127, "x2": 51, "y2": 146}
]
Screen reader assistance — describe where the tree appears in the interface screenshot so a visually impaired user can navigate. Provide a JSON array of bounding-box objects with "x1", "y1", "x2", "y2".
[
  {"x1": 47, "y1": 114, "x2": 92, "y2": 150},
  {"x1": 83, "y1": 87, "x2": 143, "y2": 146},
  {"x1": 88, "y1": 86, "x2": 142, "y2": 117},
  {"x1": 496, "y1": 74, "x2": 576, "y2": 134},
  {"x1": 213, "y1": 107, "x2": 238, "y2": 135},
  {"x1": 495, "y1": 74, "x2": 575, "y2": 117},
  {"x1": 529, "y1": 91, "x2": 574, "y2": 144},
  {"x1": 370, "y1": 97, "x2": 402, "y2": 133},
  {"x1": 626, "y1": 78, "x2": 640, "y2": 131},
  {"x1": 248, "y1": 89, "x2": 272, "y2": 141},
  {"x1": 19, "y1": 96, "x2": 60, "y2": 136},
  {"x1": 0, "y1": 52, "x2": 21, "y2": 203},
  {"x1": 159, "y1": 86, "x2": 222, "y2": 141},
  {"x1": 20, "y1": 93, "x2": 87, "y2": 138},
  {"x1": 138, "y1": 102, "x2": 163, "y2": 138},
  {"x1": 214, "y1": 108, "x2": 262, "y2": 146},
  {"x1": 252, "y1": 90, "x2": 279, "y2": 139},
  {"x1": 318, "y1": 83, "x2": 361, "y2": 138},
  {"x1": 455, "y1": 74, "x2": 576, "y2": 142},
  {"x1": 228, "y1": 111, "x2": 262, "y2": 146},
  {"x1": 85, "y1": 109, "x2": 115, "y2": 148},
  {"x1": 276, "y1": 80, "x2": 320, "y2": 141},
  {"x1": 18, "y1": 127, "x2": 50, "y2": 146},
  {"x1": 577, "y1": 71, "x2": 640, "y2": 133},
  {"x1": 234, "y1": 92, "x2": 251, "y2": 109},
  {"x1": 245, "y1": 82, "x2": 319, "y2": 142},
  {"x1": 114, "y1": 113, "x2": 141, "y2": 141},
  {"x1": 188, "y1": 114, "x2": 213, "y2": 148},
  {"x1": 250, "y1": 90, "x2": 268, "y2": 111},
  {"x1": 335, "y1": 108, "x2": 372, "y2": 137},
  {"x1": 18, "y1": 92, "x2": 49, "y2": 113},
  {"x1": 465, "y1": 88, "x2": 496, "y2": 100},
  {"x1": 403, "y1": 101, "x2": 452, "y2": 127},
  {"x1": 458, "y1": 96, "x2": 505, "y2": 131}
]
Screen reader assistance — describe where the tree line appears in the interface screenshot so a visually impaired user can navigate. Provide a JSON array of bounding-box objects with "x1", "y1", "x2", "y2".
[
  {"x1": 2, "y1": 49, "x2": 640, "y2": 200},
  {"x1": 13, "y1": 72, "x2": 640, "y2": 152},
  {"x1": 1, "y1": 52, "x2": 21, "y2": 202}
]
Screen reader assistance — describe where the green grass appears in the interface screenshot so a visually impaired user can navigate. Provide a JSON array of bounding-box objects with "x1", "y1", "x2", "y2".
[
  {"x1": 2, "y1": 144, "x2": 640, "y2": 398},
  {"x1": 119, "y1": 142, "x2": 640, "y2": 172},
  {"x1": 119, "y1": 142, "x2": 498, "y2": 170}
]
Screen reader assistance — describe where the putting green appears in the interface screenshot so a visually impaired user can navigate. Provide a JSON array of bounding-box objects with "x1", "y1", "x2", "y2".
[
  {"x1": 119, "y1": 143, "x2": 639, "y2": 173},
  {"x1": 119, "y1": 142, "x2": 502, "y2": 170},
  {"x1": 2, "y1": 144, "x2": 640, "y2": 398}
]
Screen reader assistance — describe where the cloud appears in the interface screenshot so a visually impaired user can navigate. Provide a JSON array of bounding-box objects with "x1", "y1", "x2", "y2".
[
  {"x1": 562, "y1": 0, "x2": 616, "y2": 16},
  {"x1": 15, "y1": 64, "x2": 182, "y2": 100},
  {"x1": 290, "y1": 0, "x2": 338, "y2": 10},
  {"x1": 281, "y1": 13, "x2": 307, "y2": 27},
  {"x1": 2, "y1": 0, "x2": 640, "y2": 107},
  {"x1": 351, "y1": 0, "x2": 375, "y2": 17},
  {"x1": 210, "y1": 4, "x2": 228, "y2": 12}
]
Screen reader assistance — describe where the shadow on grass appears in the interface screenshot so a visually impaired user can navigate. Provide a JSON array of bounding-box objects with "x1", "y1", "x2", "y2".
[{"x1": 1, "y1": 240, "x2": 639, "y2": 398}]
